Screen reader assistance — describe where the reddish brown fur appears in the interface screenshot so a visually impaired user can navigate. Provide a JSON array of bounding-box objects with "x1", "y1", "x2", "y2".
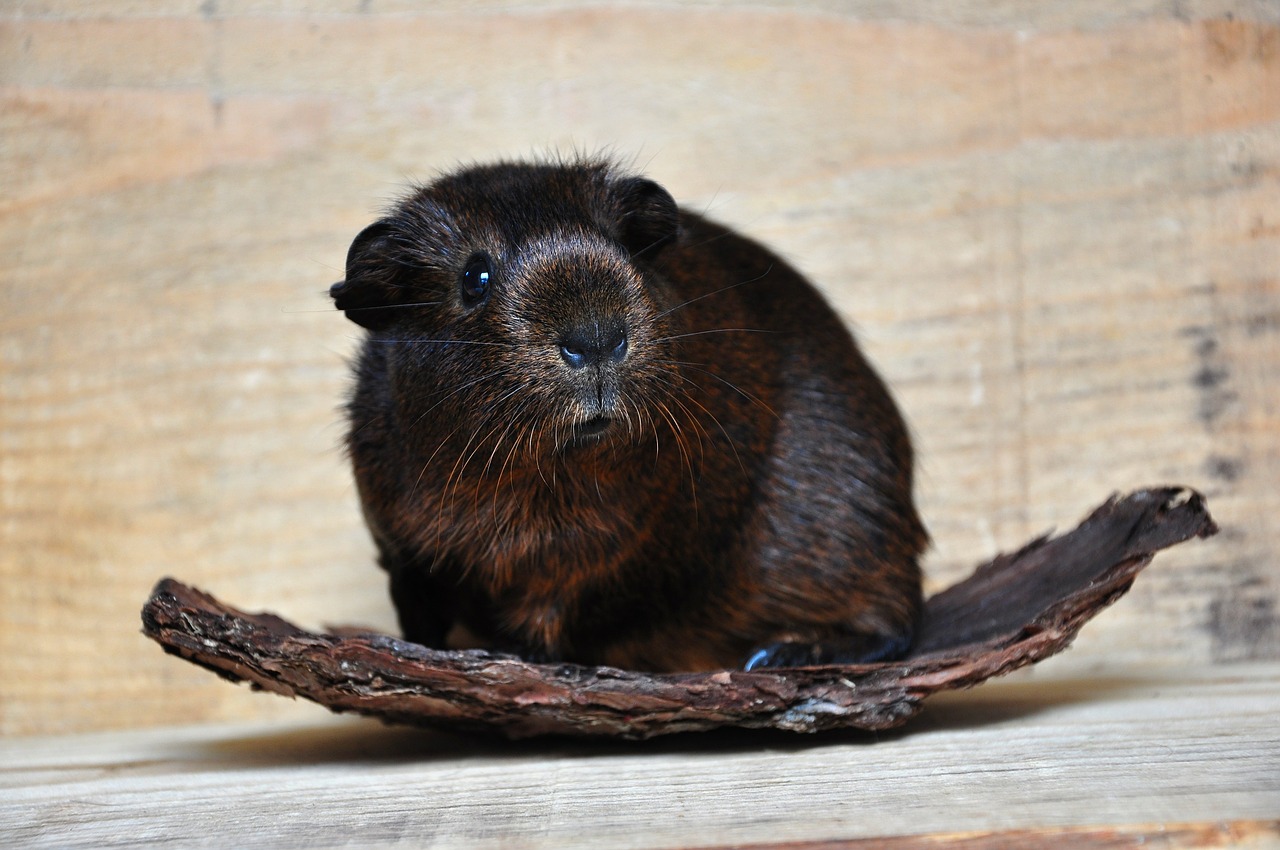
[{"x1": 332, "y1": 158, "x2": 926, "y2": 672}]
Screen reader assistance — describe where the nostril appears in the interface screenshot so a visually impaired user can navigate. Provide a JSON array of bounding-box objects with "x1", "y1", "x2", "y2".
[
  {"x1": 560, "y1": 342, "x2": 588, "y2": 369},
  {"x1": 559, "y1": 320, "x2": 628, "y2": 369},
  {"x1": 608, "y1": 330, "x2": 628, "y2": 364}
]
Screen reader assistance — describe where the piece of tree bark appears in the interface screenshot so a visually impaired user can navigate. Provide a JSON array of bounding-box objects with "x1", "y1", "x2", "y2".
[{"x1": 141, "y1": 487, "x2": 1217, "y2": 739}]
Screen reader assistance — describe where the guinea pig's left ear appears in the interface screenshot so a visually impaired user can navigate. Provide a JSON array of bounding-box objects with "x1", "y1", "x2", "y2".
[
  {"x1": 330, "y1": 220, "x2": 402, "y2": 330},
  {"x1": 614, "y1": 177, "x2": 680, "y2": 259}
]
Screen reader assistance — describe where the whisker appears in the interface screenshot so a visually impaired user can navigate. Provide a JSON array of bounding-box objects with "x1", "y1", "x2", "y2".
[
  {"x1": 665, "y1": 392, "x2": 710, "y2": 467},
  {"x1": 333, "y1": 300, "x2": 445, "y2": 316},
  {"x1": 644, "y1": 402, "x2": 660, "y2": 464},
  {"x1": 671, "y1": 380, "x2": 749, "y2": 480},
  {"x1": 404, "y1": 372, "x2": 495, "y2": 436},
  {"x1": 651, "y1": 396, "x2": 698, "y2": 512},
  {"x1": 367, "y1": 338, "x2": 521, "y2": 349},
  {"x1": 658, "y1": 359, "x2": 780, "y2": 420},
  {"x1": 478, "y1": 400, "x2": 526, "y2": 484},
  {"x1": 491, "y1": 414, "x2": 531, "y2": 522},
  {"x1": 437, "y1": 381, "x2": 528, "y2": 516},
  {"x1": 676, "y1": 223, "x2": 748, "y2": 254},
  {"x1": 655, "y1": 265, "x2": 774, "y2": 320},
  {"x1": 655, "y1": 327, "x2": 779, "y2": 344},
  {"x1": 530, "y1": 421, "x2": 550, "y2": 488},
  {"x1": 344, "y1": 275, "x2": 443, "y2": 296},
  {"x1": 440, "y1": 419, "x2": 490, "y2": 514}
]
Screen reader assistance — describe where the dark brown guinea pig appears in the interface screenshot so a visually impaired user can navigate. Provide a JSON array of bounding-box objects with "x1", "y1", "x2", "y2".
[{"x1": 331, "y1": 157, "x2": 926, "y2": 672}]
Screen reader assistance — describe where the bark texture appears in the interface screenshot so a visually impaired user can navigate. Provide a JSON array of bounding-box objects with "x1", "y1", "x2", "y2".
[{"x1": 141, "y1": 487, "x2": 1217, "y2": 739}]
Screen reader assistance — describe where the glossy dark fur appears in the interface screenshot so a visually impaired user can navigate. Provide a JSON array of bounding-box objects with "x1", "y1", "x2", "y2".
[{"x1": 332, "y1": 159, "x2": 926, "y2": 672}]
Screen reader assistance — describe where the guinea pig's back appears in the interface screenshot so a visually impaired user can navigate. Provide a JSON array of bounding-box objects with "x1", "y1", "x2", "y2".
[{"x1": 662, "y1": 212, "x2": 926, "y2": 652}]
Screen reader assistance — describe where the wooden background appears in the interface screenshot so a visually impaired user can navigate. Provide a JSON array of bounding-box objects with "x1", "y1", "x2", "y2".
[{"x1": 1, "y1": 0, "x2": 1277, "y2": 738}]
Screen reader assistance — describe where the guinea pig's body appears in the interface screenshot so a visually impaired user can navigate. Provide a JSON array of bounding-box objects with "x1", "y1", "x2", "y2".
[{"x1": 332, "y1": 158, "x2": 926, "y2": 672}]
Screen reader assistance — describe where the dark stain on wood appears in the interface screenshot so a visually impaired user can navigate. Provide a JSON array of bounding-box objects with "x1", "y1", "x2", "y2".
[
  {"x1": 1210, "y1": 586, "x2": 1280, "y2": 663},
  {"x1": 1181, "y1": 323, "x2": 1239, "y2": 428},
  {"x1": 1204, "y1": 454, "x2": 1243, "y2": 483},
  {"x1": 1244, "y1": 307, "x2": 1280, "y2": 337}
]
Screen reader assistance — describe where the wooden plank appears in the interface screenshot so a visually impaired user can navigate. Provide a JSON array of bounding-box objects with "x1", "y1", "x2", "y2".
[
  {"x1": 1, "y1": 2, "x2": 1278, "y2": 736},
  {"x1": 3, "y1": 665, "x2": 1278, "y2": 849},
  {"x1": 715, "y1": 821, "x2": 1280, "y2": 850}
]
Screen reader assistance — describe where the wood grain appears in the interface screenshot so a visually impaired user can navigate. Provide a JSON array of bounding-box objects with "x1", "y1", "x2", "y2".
[
  {"x1": 3, "y1": 665, "x2": 1277, "y2": 849},
  {"x1": 713, "y1": 822, "x2": 1280, "y2": 850},
  {"x1": 2, "y1": 2, "x2": 1278, "y2": 735}
]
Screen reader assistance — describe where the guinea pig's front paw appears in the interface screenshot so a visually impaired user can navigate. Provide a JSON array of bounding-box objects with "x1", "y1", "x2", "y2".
[
  {"x1": 742, "y1": 641, "x2": 825, "y2": 670},
  {"x1": 485, "y1": 640, "x2": 560, "y2": 665},
  {"x1": 743, "y1": 631, "x2": 915, "y2": 670}
]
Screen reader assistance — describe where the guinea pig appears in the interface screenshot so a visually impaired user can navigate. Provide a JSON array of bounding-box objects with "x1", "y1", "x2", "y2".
[{"x1": 330, "y1": 157, "x2": 926, "y2": 672}]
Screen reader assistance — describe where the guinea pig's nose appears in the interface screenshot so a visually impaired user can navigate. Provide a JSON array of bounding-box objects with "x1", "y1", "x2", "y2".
[{"x1": 559, "y1": 320, "x2": 628, "y2": 369}]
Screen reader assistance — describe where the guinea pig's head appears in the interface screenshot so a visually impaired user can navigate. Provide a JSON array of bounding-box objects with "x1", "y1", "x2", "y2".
[{"x1": 331, "y1": 160, "x2": 683, "y2": 455}]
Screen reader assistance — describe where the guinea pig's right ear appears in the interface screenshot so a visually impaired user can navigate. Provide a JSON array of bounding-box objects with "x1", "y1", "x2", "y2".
[
  {"x1": 614, "y1": 177, "x2": 680, "y2": 260},
  {"x1": 330, "y1": 220, "x2": 402, "y2": 330}
]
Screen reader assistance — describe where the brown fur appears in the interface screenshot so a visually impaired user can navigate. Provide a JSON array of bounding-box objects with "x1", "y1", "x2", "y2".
[{"x1": 331, "y1": 158, "x2": 926, "y2": 672}]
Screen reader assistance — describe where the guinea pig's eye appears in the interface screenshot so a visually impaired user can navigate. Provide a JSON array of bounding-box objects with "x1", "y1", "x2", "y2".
[{"x1": 459, "y1": 253, "x2": 492, "y2": 306}]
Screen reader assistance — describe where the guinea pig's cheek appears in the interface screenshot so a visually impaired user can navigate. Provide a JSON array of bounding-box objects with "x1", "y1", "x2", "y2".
[{"x1": 527, "y1": 368, "x2": 580, "y2": 425}]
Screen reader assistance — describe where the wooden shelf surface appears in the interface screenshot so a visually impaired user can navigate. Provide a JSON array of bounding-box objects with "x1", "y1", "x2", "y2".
[{"x1": 4, "y1": 664, "x2": 1278, "y2": 849}]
